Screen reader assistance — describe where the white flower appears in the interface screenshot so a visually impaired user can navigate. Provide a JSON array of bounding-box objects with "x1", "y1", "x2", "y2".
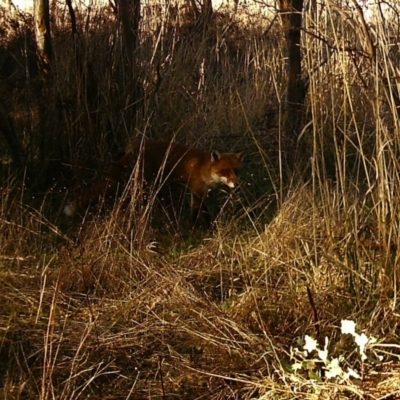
[
  {"x1": 355, "y1": 333, "x2": 369, "y2": 354},
  {"x1": 325, "y1": 358, "x2": 343, "y2": 379},
  {"x1": 303, "y1": 335, "x2": 319, "y2": 353},
  {"x1": 341, "y1": 320, "x2": 357, "y2": 335},
  {"x1": 318, "y1": 349, "x2": 328, "y2": 362},
  {"x1": 318, "y1": 337, "x2": 329, "y2": 362}
]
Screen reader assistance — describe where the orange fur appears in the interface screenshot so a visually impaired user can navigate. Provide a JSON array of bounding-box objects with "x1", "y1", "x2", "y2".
[{"x1": 64, "y1": 141, "x2": 244, "y2": 226}]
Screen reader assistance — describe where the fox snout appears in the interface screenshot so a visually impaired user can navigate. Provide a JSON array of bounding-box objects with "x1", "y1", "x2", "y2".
[{"x1": 211, "y1": 172, "x2": 239, "y2": 188}]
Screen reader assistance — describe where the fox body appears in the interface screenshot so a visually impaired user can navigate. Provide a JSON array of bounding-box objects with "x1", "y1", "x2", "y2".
[{"x1": 64, "y1": 141, "x2": 244, "y2": 226}]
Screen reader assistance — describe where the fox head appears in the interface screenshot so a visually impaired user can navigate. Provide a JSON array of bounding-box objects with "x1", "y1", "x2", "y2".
[{"x1": 209, "y1": 149, "x2": 245, "y2": 188}]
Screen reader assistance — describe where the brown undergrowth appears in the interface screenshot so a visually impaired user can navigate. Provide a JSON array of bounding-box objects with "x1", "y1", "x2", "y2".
[{"x1": 1, "y1": 182, "x2": 400, "y2": 399}]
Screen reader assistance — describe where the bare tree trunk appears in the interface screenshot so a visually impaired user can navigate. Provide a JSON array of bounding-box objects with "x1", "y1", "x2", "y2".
[
  {"x1": 279, "y1": 0, "x2": 307, "y2": 172},
  {"x1": 66, "y1": 0, "x2": 98, "y2": 118},
  {"x1": 34, "y1": 0, "x2": 52, "y2": 77},
  {"x1": 117, "y1": 0, "x2": 141, "y2": 131},
  {"x1": 66, "y1": 0, "x2": 77, "y2": 38},
  {"x1": 119, "y1": 0, "x2": 137, "y2": 71},
  {"x1": 202, "y1": 0, "x2": 213, "y2": 22},
  {"x1": 33, "y1": 0, "x2": 53, "y2": 168}
]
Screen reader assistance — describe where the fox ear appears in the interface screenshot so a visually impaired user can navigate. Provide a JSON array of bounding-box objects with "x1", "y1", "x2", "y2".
[
  {"x1": 211, "y1": 149, "x2": 221, "y2": 161},
  {"x1": 235, "y1": 150, "x2": 245, "y2": 160}
]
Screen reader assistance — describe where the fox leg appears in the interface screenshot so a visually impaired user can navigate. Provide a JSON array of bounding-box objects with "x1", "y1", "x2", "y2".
[{"x1": 190, "y1": 191, "x2": 211, "y2": 227}]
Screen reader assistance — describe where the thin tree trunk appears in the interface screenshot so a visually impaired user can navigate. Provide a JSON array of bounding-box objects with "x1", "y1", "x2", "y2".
[
  {"x1": 34, "y1": 0, "x2": 53, "y2": 165},
  {"x1": 279, "y1": 0, "x2": 306, "y2": 171},
  {"x1": 118, "y1": 0, "x2": 141, "y2": 131},
  {"x1": 202, "y1": 0, "x2": 213, "y2": 22},
  {"x1": 119, "y1": 0, "x2": 136, "y2": 72},
  {"x1": 34, "y1": 0, "x2": 52, "y2": 77}
]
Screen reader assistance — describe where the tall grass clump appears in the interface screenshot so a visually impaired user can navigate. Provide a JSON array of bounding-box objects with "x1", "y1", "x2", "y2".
[{"x1": 1, "y1": 0, "x2": 400, "y2": 398}]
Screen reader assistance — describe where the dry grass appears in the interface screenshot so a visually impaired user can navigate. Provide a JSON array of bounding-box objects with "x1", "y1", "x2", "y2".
[
  {"x1": 1, "y1": 0, "x2": 400, "y2": 399},
  {"x1": 2, "y1": 185, "x2": 400, "y2": 399}
]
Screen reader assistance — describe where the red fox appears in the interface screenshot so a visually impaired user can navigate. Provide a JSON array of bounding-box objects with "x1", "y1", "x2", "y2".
[{"x1": 64, "y1": 141, "x2": 244, "y2": 226}]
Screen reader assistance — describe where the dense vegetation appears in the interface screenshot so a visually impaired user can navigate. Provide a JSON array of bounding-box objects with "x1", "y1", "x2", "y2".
[{"x1": 1, "y1": 0, "x2": 400, "y2": 398}]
